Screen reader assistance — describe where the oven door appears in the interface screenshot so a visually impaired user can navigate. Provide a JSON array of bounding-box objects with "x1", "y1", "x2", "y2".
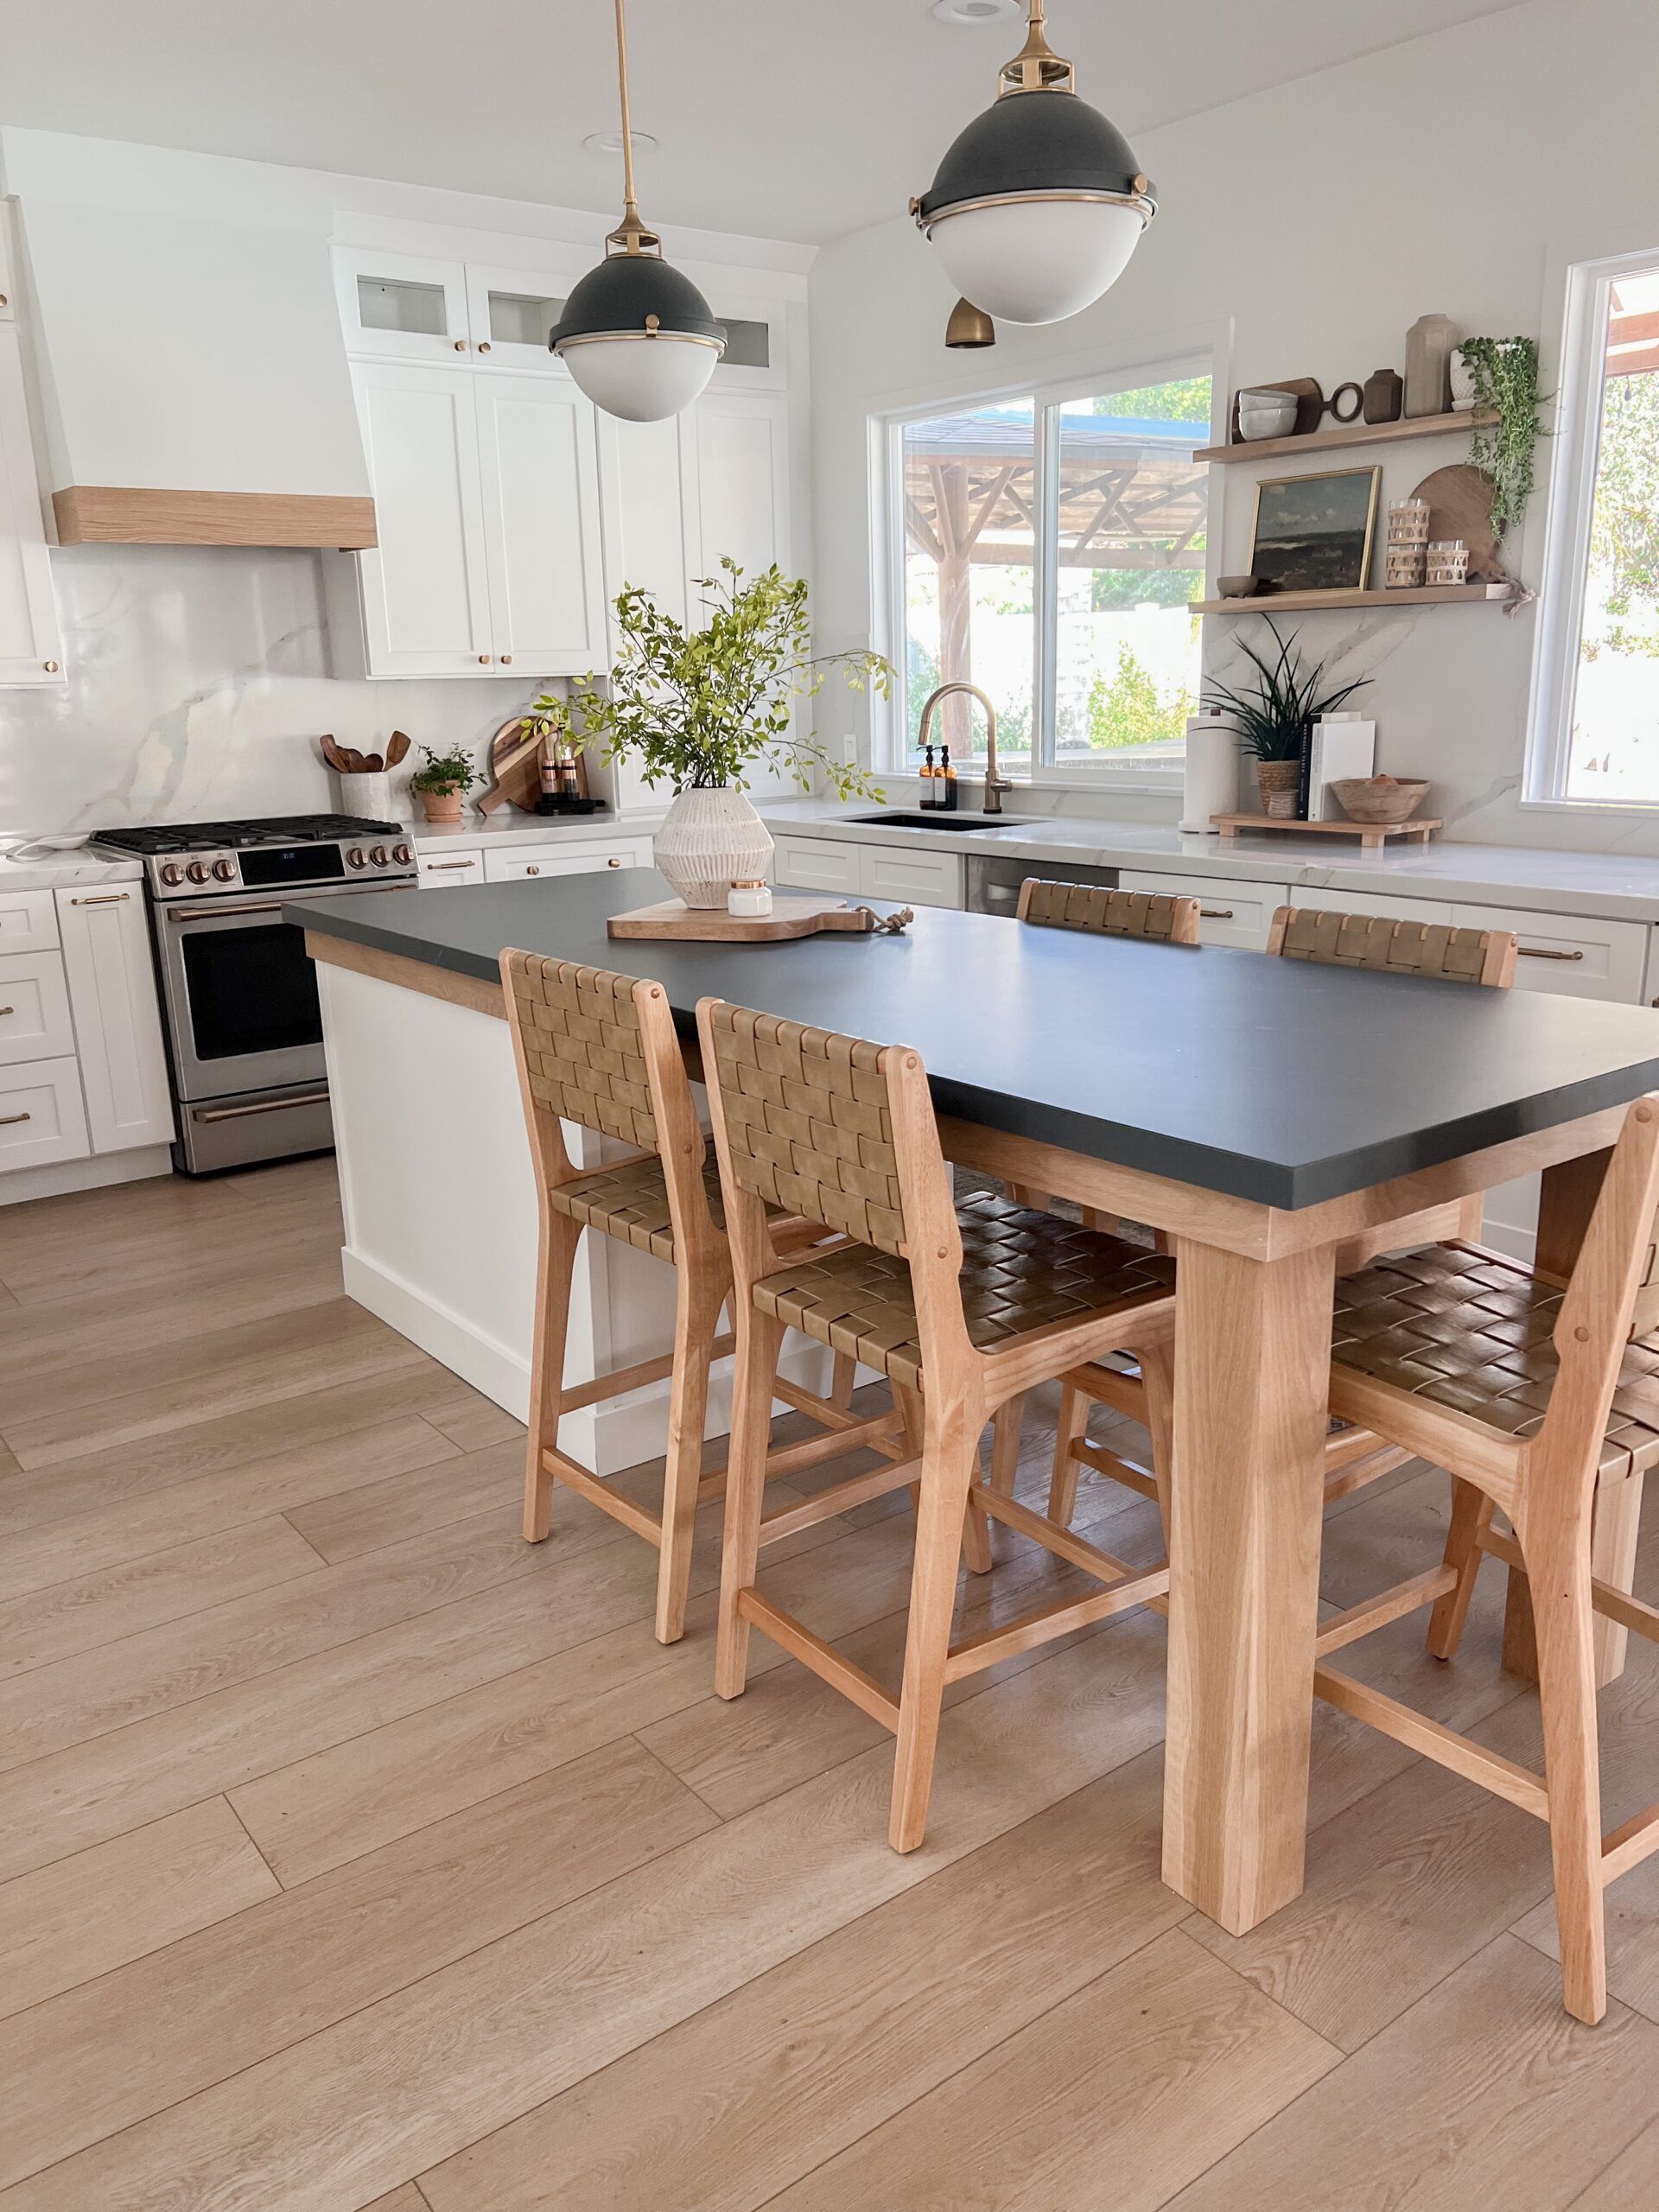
[{"x1": 155, "y1": 882, "x2": 405, "y2": 1102}]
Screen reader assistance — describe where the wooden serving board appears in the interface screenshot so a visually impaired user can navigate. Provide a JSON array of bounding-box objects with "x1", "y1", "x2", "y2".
[
  {"x1": 607, "y1": 896, "x2": 875, "y2": 943},
  {"x1": 1211, "y1": 811, "x2": 1443, "y2": 850}
]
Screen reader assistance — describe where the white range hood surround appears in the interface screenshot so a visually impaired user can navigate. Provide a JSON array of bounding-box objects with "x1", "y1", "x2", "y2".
[{"x1": 6, "y1": 182, "x2": 372, "y2": 547}]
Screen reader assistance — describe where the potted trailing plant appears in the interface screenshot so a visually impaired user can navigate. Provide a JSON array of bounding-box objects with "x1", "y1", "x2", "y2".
[
  {"x1": 1451, "y1": 335, "x2": 1544, "y2": 542},
  {"x1": 571, "y1": 559, "x2": 890, "y2": 906},
  {"x1": 409, "y1": 744, "x2": 477, "y2": 825},
  {"x1": 1204, "y1": 620, "x2": 1370, "y2": 820}
]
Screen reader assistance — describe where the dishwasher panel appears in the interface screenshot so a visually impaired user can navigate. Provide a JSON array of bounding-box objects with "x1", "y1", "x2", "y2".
[{"x1": 964, "y1": 852, "x2": 1119, "y2": 918}]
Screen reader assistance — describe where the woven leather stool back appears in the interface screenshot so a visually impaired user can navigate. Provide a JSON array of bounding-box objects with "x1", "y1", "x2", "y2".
[
  {"x1": 702, "y1": 1002, "x2": 908, "y2": 1256},
  {"x1": 1019, "y1": 880, "x2": 1200, "y2": 943},
  {"x1": 1268, "y1": 906, "x2": 1516, "y2": 987},
  {"x1": 501, "y1": 953, "x2": 660, "y2": 1153}
]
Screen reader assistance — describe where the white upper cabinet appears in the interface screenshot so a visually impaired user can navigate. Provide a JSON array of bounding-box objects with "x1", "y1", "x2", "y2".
[
  {"x1": 0, "y1": 321, "x2": 63, "y2": 686},
  {"x1": 692, "y1": 391, "x2": 791, "y2": 579},
  {"x1": 335, "y1": 246, "x2": 474, "y2": 364},
  {"x1": 338, "y1": 361, "x2": 494, "y2": 677},
  {"x1": 597, "y1": 410, "x2": 701, "y2": 630},
  {"x1": 465, "y1": 266, "x2": 570, "y2": 370},
  {"x1": 474, "y1": 370, "x2": 606, "y2": 672}
]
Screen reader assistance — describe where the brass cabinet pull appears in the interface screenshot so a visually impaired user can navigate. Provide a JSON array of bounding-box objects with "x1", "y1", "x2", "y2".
[
  {"x1": 69, "y1": 892, "x2": 131, "y2": 906},
  {"x1": 0, "y1": 1110, "x2": 30, "y2": 1126},
  {"x1": 0, "y1": 1007, "x2": 11, "y2": 1017},
  {"x1": 423, "y1": 861, "x2": 477, "y2": 873},
  {"x1": 1200, "y1": 907, "x2": 1235, "y2": 920},
  {"x1": 1518, "y1": 946, "x2": 1586, "y2": 963}
]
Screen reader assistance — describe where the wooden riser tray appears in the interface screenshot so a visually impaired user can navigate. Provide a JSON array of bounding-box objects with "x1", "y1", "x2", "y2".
[
  {"x1": 608, "y1": 896, "x2": 879, "y2": 943},
  {"x1": 1212, "y1": 813, "x2": 1442, "y2": 850}
]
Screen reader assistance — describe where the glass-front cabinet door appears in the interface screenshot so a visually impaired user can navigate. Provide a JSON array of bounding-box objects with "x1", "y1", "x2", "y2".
[
  {"x1": 464, "y1": 264, "x2": 576, "y2": 369},
  {"x1": 334, "y1": 247, "x2": 473, "y2": 362}
]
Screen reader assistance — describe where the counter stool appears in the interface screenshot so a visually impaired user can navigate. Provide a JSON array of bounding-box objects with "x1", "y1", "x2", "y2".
[
  {"x1": 1047, "y1": 905, "x2": 1521, "y2": 1534},
  {"x1": 698, "y1": 996, "x2": 1179, "y2": 1853},
  {"x1": 501, "y1": 952, "x2": 891, "y2": 1646},
  {"x1": 1316, "y1": 1096, "x2": 1659, "y2": 2024}
]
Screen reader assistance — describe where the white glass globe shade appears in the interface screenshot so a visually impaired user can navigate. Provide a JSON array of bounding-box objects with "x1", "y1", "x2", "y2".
[
  {"x1": 928, "y1": 198, "x2": 1147, "y2": 325},
  {"x1": 556, "y1": 334, "x2": 719, "y2": 423}
]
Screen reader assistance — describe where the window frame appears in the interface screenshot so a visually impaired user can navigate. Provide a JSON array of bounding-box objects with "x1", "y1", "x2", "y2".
[
  {"x1": 1524, "y1": 244, "x2": 1659, "y2": 813},
  {"x1": 872, "y1": 346, "x2": 1220, "y2": 790}
]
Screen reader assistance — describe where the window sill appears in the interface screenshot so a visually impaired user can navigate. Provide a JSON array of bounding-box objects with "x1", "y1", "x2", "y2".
[{"x1": 1518, "y1": 791, "x2": 1659, "y2": 817}]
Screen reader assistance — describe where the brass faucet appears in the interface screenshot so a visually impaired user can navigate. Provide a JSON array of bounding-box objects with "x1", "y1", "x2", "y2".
[{"x1": 915, "y1": 682, "x2": 1013, "y2": 815}]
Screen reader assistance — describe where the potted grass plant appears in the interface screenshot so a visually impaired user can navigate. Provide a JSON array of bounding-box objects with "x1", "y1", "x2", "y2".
[
  {"x1": 571, "y1": 559, "x2": 890, "y2": 906},
  {"x1": 1204, "y1": 620, "x2": 1370, "y2": 820}
]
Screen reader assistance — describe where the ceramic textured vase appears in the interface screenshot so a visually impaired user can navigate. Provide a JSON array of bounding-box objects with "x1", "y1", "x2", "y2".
[{"x1": 653, "y1": 785, "x2": 774, "y2": 909}]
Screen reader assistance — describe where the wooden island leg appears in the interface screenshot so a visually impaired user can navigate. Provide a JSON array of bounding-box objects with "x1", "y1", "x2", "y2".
[{"x1": 1162, "y1": 1238, "x2": 1334, "y2": 1935}]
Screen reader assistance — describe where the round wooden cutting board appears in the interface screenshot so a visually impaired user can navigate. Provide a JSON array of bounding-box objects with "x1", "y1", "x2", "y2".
[{"x1": 1408, "y1": 462, "x2": 1508, "y2": 582}]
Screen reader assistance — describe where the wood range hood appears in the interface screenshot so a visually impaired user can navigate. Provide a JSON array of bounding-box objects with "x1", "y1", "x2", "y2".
[{"x1": 51, "y1": 485, "x2": 376, "y2": 550}]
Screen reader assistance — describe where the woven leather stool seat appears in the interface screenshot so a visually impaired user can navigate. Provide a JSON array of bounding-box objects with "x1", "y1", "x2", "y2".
[
  {"x1": 1332, "y1": 1242, "x2": 1659, "y2": 1476},
  {"x1": 753, "y1": 1191, "x2": 1175, "y2": 1392},
  {"x1": 547, "y1": 1153, "x2": 727, "y2": 1262}
]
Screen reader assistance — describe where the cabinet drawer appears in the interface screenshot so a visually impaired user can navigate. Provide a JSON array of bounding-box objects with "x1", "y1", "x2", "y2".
[
  {"x1": 1117, "y1": 870, "x2": 1288, "y2": 950},
  {"x1": 0, "y1": 1058, "x2": 89, "y2": 1172},
  {"x1": 0, "y1": 950, "x2": 76, "y2": 1066},
  {"x1": 1450, "y1": 905, "x2": 1647, "y2": 1001},
  {"x1": 1282, "y1": 887, "x2": 1454, "y2": 927},
  {"x1": 483, "y1": 842, "x2": 649, "y2": 882},
  {"x1": 772, "y1": 836, "x2": 861, "y2": 896},
  {"x1": 416, "y1": 850, "x2": 485, "y2": 887},
  {"x1": 859, "y1": 845, "x2": 963, "y2": 910},
  {"x1": 0, "y1": 890, "x2": 59, "y2": 956}
]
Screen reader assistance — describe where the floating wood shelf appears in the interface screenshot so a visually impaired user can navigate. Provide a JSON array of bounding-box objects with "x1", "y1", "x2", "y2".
[
  {"x1": 1212, "y1": 812, "x2": 1442, "y2": 849},
  {"x1": 1195, "y1": 582, "x2": 1517, "y2": 616},
  {"x1": 1194, "y1": 410, "x2": 1494, "y2": 466}
]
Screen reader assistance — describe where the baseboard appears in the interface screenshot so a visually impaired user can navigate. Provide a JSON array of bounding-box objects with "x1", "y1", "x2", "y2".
[
  {"x1": 1478, "y1": 1217, "x2": 1537, "y2": 1264},
  {"x1": 0, "y1": 1144, "x2": 174, "y2": 1209}
]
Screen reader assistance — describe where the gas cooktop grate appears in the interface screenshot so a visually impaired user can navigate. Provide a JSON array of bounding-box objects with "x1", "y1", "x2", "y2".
[{"x1": 93, "y1": 815, "x2": 400, "y2": 855}]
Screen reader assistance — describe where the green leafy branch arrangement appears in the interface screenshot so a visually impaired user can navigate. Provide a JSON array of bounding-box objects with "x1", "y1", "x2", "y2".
[
  {"x1": 569, "y1": 559, "x2": 892, "y2": 800},
  {"x1": 1203, "y1": 619, "x2": 1370, "y2": 761},
  {"x1": 1461, "y1": 335, "x2": 1545, "y2": 541},
  {"x1": 409, "y1": 744, "x2": 477, "y2": 795}
]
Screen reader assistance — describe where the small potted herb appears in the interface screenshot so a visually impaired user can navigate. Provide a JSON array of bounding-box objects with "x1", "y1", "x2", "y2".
[
  {"x1": 409, "y1": 745, "x2": 477, "y2": 825},
  {"x1": 1204, "y1": 620, "x2": 1370, "y2": 819}
]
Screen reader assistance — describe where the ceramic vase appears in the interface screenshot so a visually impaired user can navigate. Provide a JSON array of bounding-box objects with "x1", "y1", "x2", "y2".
[
  {"x1": 336, "y1": 769, "x2": 392, "y2": 823},
  {"x1": 654, "y1": 785, "x2": 774, "y2": 909},
  {"x1": 1254, "y1": 758, "x2": 1301, "y2": 821}
]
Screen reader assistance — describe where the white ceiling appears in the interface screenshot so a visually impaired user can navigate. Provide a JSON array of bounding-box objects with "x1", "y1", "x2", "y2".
[{"x1": 0, "y1": 0, "x2": 1528, "y2": 245}]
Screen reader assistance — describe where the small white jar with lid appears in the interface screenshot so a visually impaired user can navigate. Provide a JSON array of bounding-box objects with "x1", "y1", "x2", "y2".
[{"x1": 728, "y1": 880, "x2": 773, "y2": 918}]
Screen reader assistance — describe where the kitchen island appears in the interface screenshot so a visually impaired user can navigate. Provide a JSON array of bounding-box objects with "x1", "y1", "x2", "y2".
[{"x1": 296, "y1": 864, "x2": 1659, "y2": 1941}]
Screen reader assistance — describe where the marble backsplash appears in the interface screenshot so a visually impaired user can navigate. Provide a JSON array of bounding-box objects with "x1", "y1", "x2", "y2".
[{"x1": 0, "y1": 545, "x2": 545, "y2": 835}]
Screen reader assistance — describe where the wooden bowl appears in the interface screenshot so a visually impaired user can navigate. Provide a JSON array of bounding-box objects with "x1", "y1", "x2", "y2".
[{"x1": 1331, "y1": 776, "x2": 1430, "y2": 826}]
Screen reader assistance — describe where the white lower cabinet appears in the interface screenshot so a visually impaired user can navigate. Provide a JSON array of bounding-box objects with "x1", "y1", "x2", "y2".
[
  {"x1": 0, "y1": 1058, "x2": 89, "y2": 1170},
  {"x1": 55, "y1": 887, "x2": 173, "y2": 1153},
  {"x1": 1285, "y1": 887, "x2": 1454, "y2": 926},
  {"x1": 416, "y1": 849, "x2": 486, "y2": 887},
  {"x1": 483, "y1": 840, "x2": 652, "y2": 884},
  {"x1": 858, "y1": 844, "x2": 962, "y2": 910},
  {"x1": 773, "y1": 836, "x2": 861, "y2": 896},
  {"x1": 0, "y1": 889, "x2": 60, "y2": 957},
  {"x1": 0, "y1": 948, "x2": 75, "y2": 1066},
  {"x1": 1451, "y1": 905, "x2": 1648, "y2": 1002},
  {"x1": 1117, "y1": 870, "x2": 1288, "y2": 950}
]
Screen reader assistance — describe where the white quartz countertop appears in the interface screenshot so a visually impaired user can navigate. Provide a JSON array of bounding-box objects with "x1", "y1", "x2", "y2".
[
  {"x1": 0, "y1": 838, "x2": 143, "y2": 894},
  {"x1": 410, "y1": 810, "x2": 664, "y2": 851},
  {"x1": 754, "y1": 800, "x2": 1659, "y2": 925}
]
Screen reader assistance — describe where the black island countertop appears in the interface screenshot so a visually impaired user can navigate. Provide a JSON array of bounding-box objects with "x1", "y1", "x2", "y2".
[{"x1": 290, "y1": 868, "x2": 1659, "y2": 1211}]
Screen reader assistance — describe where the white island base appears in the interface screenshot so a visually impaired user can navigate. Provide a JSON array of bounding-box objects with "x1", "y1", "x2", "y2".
[{"x1": 318, "y1": 960, "x2": 836, "y2": 1471}]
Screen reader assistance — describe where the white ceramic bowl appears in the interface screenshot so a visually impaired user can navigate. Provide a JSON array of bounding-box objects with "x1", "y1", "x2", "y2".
[{"x1": 1237, "y1": 391, "x2": 1299, "y2": 440}]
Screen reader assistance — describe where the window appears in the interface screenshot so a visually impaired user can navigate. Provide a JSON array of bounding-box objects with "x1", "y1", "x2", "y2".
[
  {"x1": 883, "y1": 362, "x2": 1211, "y2": 780},
  {"x1": 1529, "y1": 251, "x2": 1659, "y2": 808}
]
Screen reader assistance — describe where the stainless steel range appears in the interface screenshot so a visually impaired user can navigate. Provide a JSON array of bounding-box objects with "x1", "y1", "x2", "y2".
[{"x1": 92, "y1": 815, "x2": 417, "y2": 1173}]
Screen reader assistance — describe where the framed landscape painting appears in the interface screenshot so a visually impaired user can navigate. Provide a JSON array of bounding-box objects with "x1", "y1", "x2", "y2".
[{"x1": 1248, "y1": 467, "x2": 1381, "y2": 593}]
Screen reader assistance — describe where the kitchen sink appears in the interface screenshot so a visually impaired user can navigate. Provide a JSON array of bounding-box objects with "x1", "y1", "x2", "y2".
[{"x1": 849, "y1": 811, "x2": 1028, "y2": 832}]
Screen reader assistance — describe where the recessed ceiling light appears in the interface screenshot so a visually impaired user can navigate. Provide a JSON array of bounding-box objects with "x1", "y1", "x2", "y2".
[
  {"x1": 582, "y1": 129, "x2": 658, "y2": 157},
  {"x1": 931, "y1": 0, "x2": 1020, "y2": 24}
]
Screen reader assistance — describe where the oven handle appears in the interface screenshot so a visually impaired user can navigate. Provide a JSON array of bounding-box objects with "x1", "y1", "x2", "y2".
[
  {"x1": 164, "y1": 883, "x2": 413, "y2": 925},
  {"x1": 190, "y1": 1090, "x2": 330, "y2": 1124}
]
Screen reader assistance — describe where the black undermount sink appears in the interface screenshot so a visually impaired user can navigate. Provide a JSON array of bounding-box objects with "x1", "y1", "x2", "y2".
[{"x1": 850, "y1": 811, "x2": 1028, "y2": 833}]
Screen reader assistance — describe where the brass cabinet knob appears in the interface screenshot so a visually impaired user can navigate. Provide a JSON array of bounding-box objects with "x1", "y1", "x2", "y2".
[
  {"x1": 526, "y1": 865, "x2": 540, "y2": 876},
  {"x1": 607, "y1": 856, "x2": 622, "y2": 868},
  {"x1": 500, "y1": 653, "x2": 513, "y2": 664},
  {"x1": 0, "y1": 295, "x2": 8, "y2": 308},
  {"x1": 478, "y1": 341, "x2": 492, "y2": 353},
  {"x1": 42, "y1": 660, "x2": 58, "y2": 673},
  {"x1": 478, "y1": 653, "x2": 492, "y2": 664},
  {"x1": 454, "y1": 339, "x2": 467, "y2": 351}
]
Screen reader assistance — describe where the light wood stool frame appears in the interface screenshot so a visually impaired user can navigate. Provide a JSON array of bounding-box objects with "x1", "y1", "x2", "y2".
[
  {"x1": 501, "y1": 951, "x2": 891, "y2": 1645},
  {"x1": 698, "y1": 995, "x2": 1179, "y2": 1853},
  {"x1": 1316, "y1": 1096, "x2": 1659, "y2": 2024}
]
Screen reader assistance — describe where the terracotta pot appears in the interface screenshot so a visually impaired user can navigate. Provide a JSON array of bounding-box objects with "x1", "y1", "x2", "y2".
[
  {"x1": 653, "y1": 785, "x2": 774, "y2": 909},
  {"x1": 1254, "y1": 758, "x2": 1302, "y2": 821},
  {"x1": 418, "y1": 788, "x2": 465, "y2": 823}
]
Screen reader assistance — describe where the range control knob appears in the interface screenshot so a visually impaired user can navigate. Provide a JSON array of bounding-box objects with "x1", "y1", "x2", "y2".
[
  {"x1": 345, "y1": 847, "x2": 367, "y2": 870},
  {"x1": 212, "y1": 859, "x2": 236, "y2": 882},
  {"x1": 391, "y1": 842, "x2": 412, "y2": 865},
  {"x1": 186, "y1": 861, "x2": 210, "y2": 884},
  {"x1": 159, "y1": 862, "x2": 184, "y2": 887},
  {"x1": 369, "y1": 845, "x2": 389, "y2": 867}
]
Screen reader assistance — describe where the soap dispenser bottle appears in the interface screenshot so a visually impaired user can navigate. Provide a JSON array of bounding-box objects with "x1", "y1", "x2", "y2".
[
  {"x1": 920, "y1": 744, "x2": 938, "y2": 808},
  {"x1": 940, "y1": 745, "x2": 959, "y2": 811}
]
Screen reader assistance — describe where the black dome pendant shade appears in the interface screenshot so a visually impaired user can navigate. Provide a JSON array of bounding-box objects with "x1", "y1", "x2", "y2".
[
  {"x1": 916, "y1": 80, "x2": 1155, "y2": 226},
  {"x1": 551, "y1": 0, "x2": 724, "y2": 420}
]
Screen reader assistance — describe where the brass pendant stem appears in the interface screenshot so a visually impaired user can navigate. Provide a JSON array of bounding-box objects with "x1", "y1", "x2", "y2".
[
  {"x1": 604, "y1": 0, "x2": 661, "y2": 257},
  {"x1": 999, "y1": 0, "x2": 1075, "y2": 96}
]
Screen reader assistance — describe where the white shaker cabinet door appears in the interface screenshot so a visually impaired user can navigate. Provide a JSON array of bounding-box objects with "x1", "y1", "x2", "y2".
[
  {"x1": 0, "y1": 324, "x2": 64, "y2": 688},
  {"x1": 54, "y1": 887, "x2": 173, "y2": 1152},
  {"x1": 691, "y1": 390, "x2": 791, "y2": 582},
  {"x1": 475, "y1": 370, "x2": 606, "y2": 676},
  {"x1": 351, "y1": 363, "x2": 495, "y2": 677}
]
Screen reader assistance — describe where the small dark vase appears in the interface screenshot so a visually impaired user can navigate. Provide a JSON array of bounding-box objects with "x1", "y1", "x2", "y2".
[{"x1": 1362, "y1": 368, "x2": 1404, "y2": 425}]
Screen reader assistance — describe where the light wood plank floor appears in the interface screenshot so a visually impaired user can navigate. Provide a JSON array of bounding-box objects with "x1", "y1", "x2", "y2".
[{"x1": 3, "y1": 1157, "x2": 1658, "y2": 2208}]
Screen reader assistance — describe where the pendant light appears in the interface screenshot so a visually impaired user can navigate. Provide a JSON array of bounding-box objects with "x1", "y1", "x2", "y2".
[
  {"x1": 912, "y1": 0, "x2": 1156, "y2": 327},
  {"x1": 550, "y1": 0, "x2": 725, "y2": 422}
]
